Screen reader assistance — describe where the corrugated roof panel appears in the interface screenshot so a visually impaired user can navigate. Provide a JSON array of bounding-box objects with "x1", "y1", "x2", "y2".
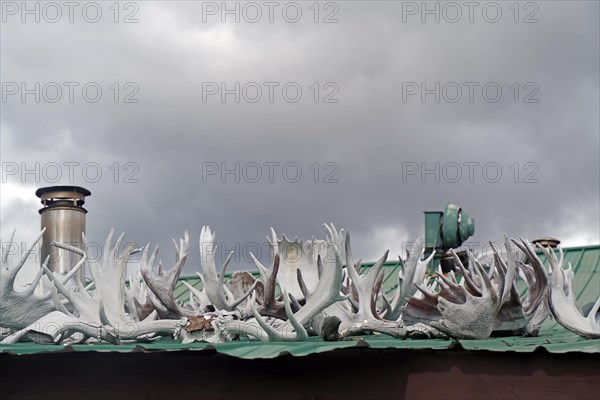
[{"x1": 2, "y1": 334, "x2": 598, "y2": 358}]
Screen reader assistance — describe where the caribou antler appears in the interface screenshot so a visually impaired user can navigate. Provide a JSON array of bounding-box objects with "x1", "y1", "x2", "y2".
[
  {"x1": 543, "y1": 245, "x2": 600, "y2": 339},
  {"x1": 0, "y1": 229, "x2": 55, "y2": 331}
]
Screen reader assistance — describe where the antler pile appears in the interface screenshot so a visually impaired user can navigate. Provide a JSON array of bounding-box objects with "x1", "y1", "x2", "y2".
[{"x1": 1, "y1": 226, "x2": 598, "y2": 345}]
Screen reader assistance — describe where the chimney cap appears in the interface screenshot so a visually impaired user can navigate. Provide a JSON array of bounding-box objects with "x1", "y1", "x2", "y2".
[
  {"x1": 532, "y1": 237, "x2": 561, "y2": 248},
  {"x1": 36, "y1": 186, "x2": 91, "y2": 209},
  {"x1": 36, "y1": 185, "x2": 91, "y2": 198}
]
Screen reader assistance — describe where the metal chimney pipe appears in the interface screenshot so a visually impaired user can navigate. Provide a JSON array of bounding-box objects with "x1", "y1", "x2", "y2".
[{"x1": 36, "y1": 186, "x2": 91, "y2": 281}]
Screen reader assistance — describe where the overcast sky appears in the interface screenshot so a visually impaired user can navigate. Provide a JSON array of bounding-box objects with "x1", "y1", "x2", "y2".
[{"x1": 1, "y1": 0, "x2": 598, "y2": 276}]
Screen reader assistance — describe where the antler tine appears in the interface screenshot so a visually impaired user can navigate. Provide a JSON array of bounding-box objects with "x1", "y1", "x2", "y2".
[
  {"x1": 490, "y1": 242, "x2": 509, "y2": 303},
  {"x1": 172, "y1": 238, "x2": 180, "y2": 260},
  {"x1": 250, "y1": 252, "x2": 269, "y2": 281},
  {"x1": 297, "y1": 268, "x2": 311, "y2": 301},
  {"x1": 500, "y1": 235, "x2": 518, "y2": 305},
  {"x1": 588, "y1": 296, "x2": 600, "y2": 322},
  {"x1": 50, "y1": 241, "x2": 87, "y2": 285},
  {"x1": 14, "y1": 228, "x2": 46, "y2": 276},
  {"x1": 371, "y1": 268, "x2": 386, "y2": 317},
  {"x1": 323, "y1": 223, "x2": 334, "y2": 243},
  {"x1": 219, "y1": 251, "x2": 234, "y2": 287},
  {"x1": 450, "y1": 249, "x2": 482, "y2": 296},
  {"x1": 113, "y1": 232, "x2": 127, "y2": 262},
  {"x1": 2, "y1": 228, "x2": 17, "y2": 264},
  {"x1": 21, "y1": 255, "x2": 50, "y2": 299},
  {"x1": 282, "y1": 288, "x2": 309, "y2": 340},
  {"x1": 437, "y1": 271, "x2": 461, "y2": 291},
  {"x1": 102, "y1": 228, "x2": 115, "y2": 264},
  {"x1": 344, "y1": 233, "x2": 359, "y2": 283},
  {"x1": 249, "y1": 291, "x2": 277, "y2": 341},
  {"x1": 140, "y1": 232, "x2": 194, "y2": 318}
]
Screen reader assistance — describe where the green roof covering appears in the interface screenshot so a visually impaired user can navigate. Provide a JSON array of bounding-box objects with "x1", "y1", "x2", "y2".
[{"x1": 2, "y1": 245, "x2": 599, "y2": 359}]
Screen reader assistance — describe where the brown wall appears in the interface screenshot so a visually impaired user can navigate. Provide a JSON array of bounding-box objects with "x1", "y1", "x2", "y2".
[{"x1": 1, "y1": 348, "x2": 599, "y2": 400}]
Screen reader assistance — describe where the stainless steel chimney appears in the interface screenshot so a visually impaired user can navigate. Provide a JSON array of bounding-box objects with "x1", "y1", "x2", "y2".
[{"x1": 36, "y1": 186, "x2": 91, "y2": 280}]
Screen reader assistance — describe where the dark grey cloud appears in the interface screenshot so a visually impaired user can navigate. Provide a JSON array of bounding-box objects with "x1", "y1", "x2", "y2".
[{"x1": 1, "y1": 1, "x2": 598, "y2": 275}]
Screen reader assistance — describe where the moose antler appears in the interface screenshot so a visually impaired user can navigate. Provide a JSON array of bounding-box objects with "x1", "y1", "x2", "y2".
[
  {"x1": 125, "y1": 270, "x2": 156, "y2": 322},
  {"x1": 140, "y1": 231, "x2": 197, "y2": 318},
  {"x1": 327, "y1": 233, "x2": 437, "y2": 338},
  {"x1": 501, "y1": 237, "x2": 550, "y2": 335},
  {"x1": 199, "y1": 226, "x2": 257, "y2": 311},
  {"x1": 37, "y1": 230, "x2": 188, "y2": 344},
  {"x1": 250, "y1": 252, "x2": 291, "y2": 319},
  {"x1": 213, "y1": 242, "x2": 347, "y2": 341},
  {"x1": 248, "y1": 224, "x2": 342, "y2": 320},
  {"x1": 0, "y1": 229, "x2": 55, "y2": 331},
  {"x1": 404, "y1": 237, "x2": 516, "y2": 340},
  {"x1": 382, "y1": 240, "x2": 435, "y2": 321},
  {"x1": 543, "y1": 245, "x2": 600, "y2": 339}
]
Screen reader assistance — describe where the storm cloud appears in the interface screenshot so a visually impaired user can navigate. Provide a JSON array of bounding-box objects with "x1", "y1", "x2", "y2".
[{"x1": 1, "y1": 1, "x2": 598, "y2": 275}]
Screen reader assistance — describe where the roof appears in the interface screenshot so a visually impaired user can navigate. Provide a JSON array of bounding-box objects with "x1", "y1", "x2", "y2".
[{"x1": 2, "y1": 245, "x2": 599, "y2": 359}]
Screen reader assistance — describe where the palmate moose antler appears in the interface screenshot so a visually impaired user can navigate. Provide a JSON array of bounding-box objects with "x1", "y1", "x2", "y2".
[
  {"x1": 494, "y1": 237, "x2": 550, "y2": 335},
  {"x1": 0, "y1": 229, "x2": 56, "y2": 331},
  {"x1": 403, "y1": 237, "x2": 517, "y2": 340},
  {"x1": 249, "y1": 223, "x2": 345, "y2": 320},
  {"x1": 543, "y1": 245, "x2": 600, "y2": 339}
]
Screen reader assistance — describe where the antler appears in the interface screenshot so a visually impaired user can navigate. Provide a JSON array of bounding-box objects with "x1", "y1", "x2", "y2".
[
  {"x1": 199, "y1": 226, "x2": 257, "y2": 311},
  {"x1": 36, "y1": 230, "x2": 189, "y2": 344},
  {"x1": 266, "y1": 228, "x2": 321, "y2": 300},
  {"x1": 404, "y1": 238, "x2": 516, "y2": 339},
  {"x1": 250, "y1": 253, "x2": 290, "y2": 319},
  {"x1": 543, "y1": 245, "x2": 600, "y2": 339},
  {"x1": 329, "y1": 233, "x2": 438, "y2": 338},
  {"x1": 382, "y1": 240, "x2": 435, "y2": 321},
  {"x1": 125, "y1": 270, "x2": 156, "y2": 321},
  {"x1": 507, "y1": 237, "x2": 550, "y2": 335},
  {"x1": 140, "y1": 231, "x2": 197, "y2": 318},
  {"x1": 0, "y1": 229, "x2": 55, "y2": 330},
  {"x1": 214, "y1": 242, "x2": 347, "y2": 341}
]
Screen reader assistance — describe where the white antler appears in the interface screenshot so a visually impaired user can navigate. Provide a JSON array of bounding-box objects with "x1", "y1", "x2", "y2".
[
  {"x1": 199, "y1": 226, "x2": 257, "y2": 311},
  {"x1": 215, "y1": 241, "x2": 347, "y2": 341},
  {"x1": 383, "y1": 239, "x2": 434, "y2": 321},
  {"x1": 544, "y1": 246, "x2": 600, "y2": 339},
  {"x1": 140, "y1": 231, "x2": 197, "y2": 317},
  {"x1": 30, "y1": 230, "x2": 189, "y2": 344},
  {"x1": 404, "y1": 238, "x2": 516, "y2": 340},
  {"x1": 0, "y1": 229, "x2": 55, "y2": 330}
]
